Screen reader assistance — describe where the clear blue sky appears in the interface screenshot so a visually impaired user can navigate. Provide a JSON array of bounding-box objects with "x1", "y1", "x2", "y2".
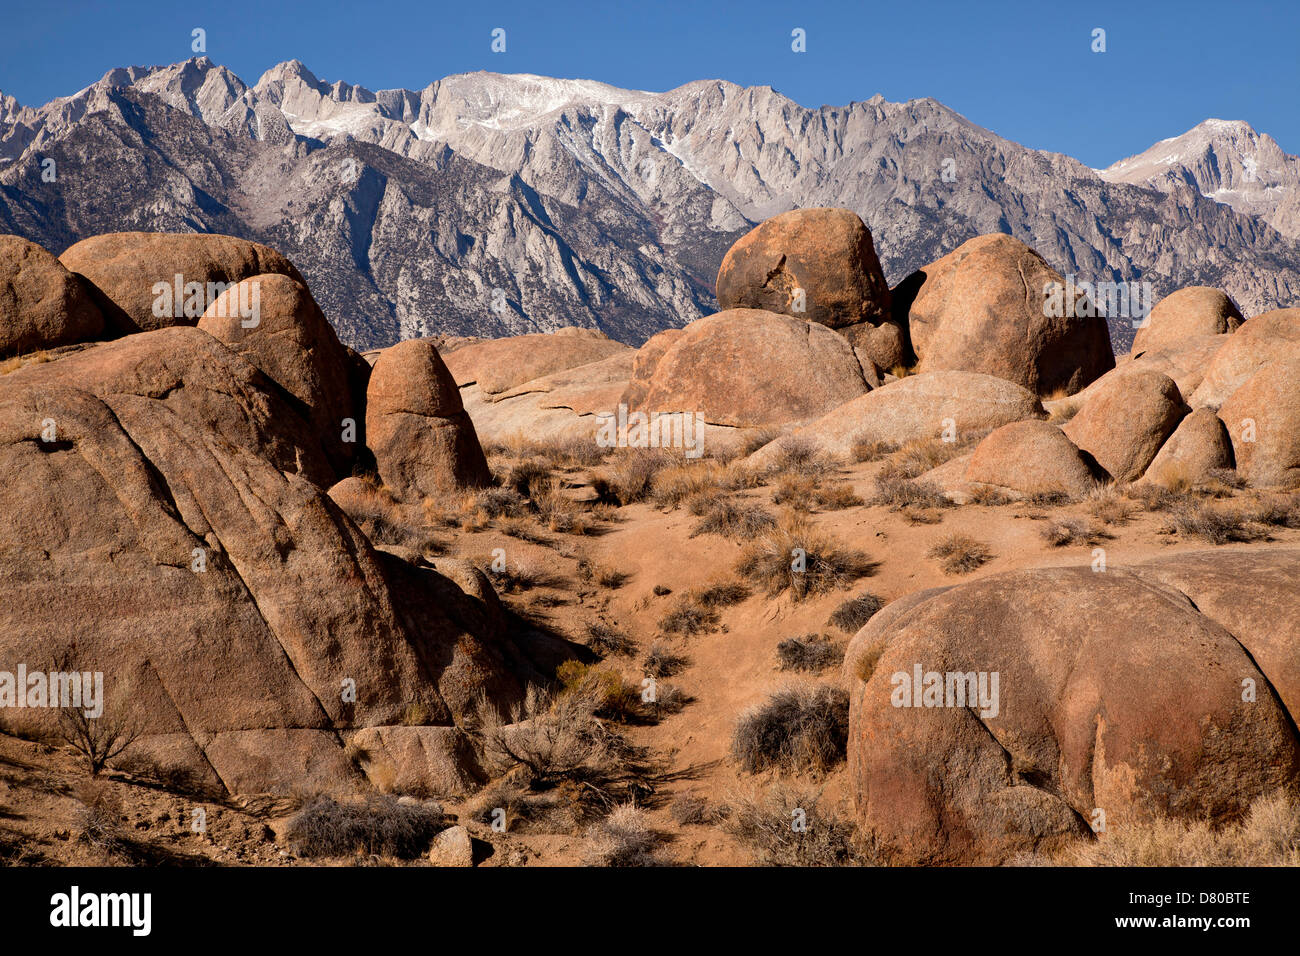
[{"x1": 3, "y1": 0, "x2": 1298, "y2": 167}]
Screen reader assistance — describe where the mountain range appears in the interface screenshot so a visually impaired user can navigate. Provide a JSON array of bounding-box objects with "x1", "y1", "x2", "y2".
[{"x1": 3, "y1": 56, "x2": 1298, "y2": 352}]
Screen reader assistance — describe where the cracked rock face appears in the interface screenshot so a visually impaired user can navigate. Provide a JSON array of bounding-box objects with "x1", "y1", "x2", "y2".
[
  {"x1": 903, "y1": 234, "x2": 1115, "y2": 397},
  {"x1": 844, "y1": 551, "x2": 1300, "y2": 865},
  {"x1": 0, "y1": 322, "x2": 564, "y2": 797},
  {"x1": 634, "y1": 308, "x2": 874, "y2": 428}
]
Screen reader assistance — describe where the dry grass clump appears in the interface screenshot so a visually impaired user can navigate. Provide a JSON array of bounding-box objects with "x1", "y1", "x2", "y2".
[
  {"x1": 732, "y1": 684, "x2": 849, "y2": 775},
  {"x1": 872, "y1": 470, "x2": 950, "y2": 512},
  {"x1": 647, "y1": 459, "x2": 745, "y2": 509},
  {"x1": 967, "y1": 484, "x2": 1017, "y2": 506},
  {"x1": 591, "y1": 447, "x2": 676, "y2": 505},
  {"x1": 1240, "y1": 494, "x2": 1300, "y2": 529},
  {"x1": 1171, "y1": 501, "x2": 1268, "y2": 544},
  {"x1": 342, "y1": 475, "x2": 443, "y2": 554},
  {"x1": 498, "y1": 434, "x2": 613, "y2": 469},
  {"x1": 827, "y1": 592, "x2": 884, "y2": 634},
  {"x1": 736, "y1": 512, "x2": 874, "y2": 601},
  {"x1": 656, "y1": 579, "x2": 749, "y2": 635},
  {"x1": 576, "y1": 556, "x2": 628, "y2": 589},
  {"x1": 724, "y1": 782, "x2": 873, "y2": 866},
  {"x1": 481, "y1": 554, "x2": 548, "y2": 593},
  {"x1": 0, "y1": 350, "x2": 51, "y2": 375},
  {"x1": 581, "y1": 804, "x2": 661, "y2": 866},
  {"x1": 1053, "y1": 791, "x2": 1300, "y2": 867},
  {"x1": 689, "y1": 496, "x2": 776, "y2": 539},
  {"x1": 658, "y1": 600, "x2": 719, "y2": 637},
  {"x1": 529, "y1": 476, "x2": 591, "y2": 534},
  {"x1": 927, "y1": 534, "x2": 993, "y2": 574},
  {"x1": 1123, "y1": 481, "x2": 1183, "y2": 512},
  {"x1": 584, "y1": 622, "x2": 634, "y2": 658},
  {"x1": 670, "y1": 793, "x2": 722, "y2": 826},
  {"x1": 849, "y1": 434, "x2": 900, "y2": 463},
  {"x1": 470, "y1": 683, "x2": 659, "y2": 831},
  {"x1": 556, "y1": 661, "x2": 641, "y2": 722},
  {"x1": 776, "y1": 634, "x2": 844, "y2": 673},
  {"x1": 1025, "y1": 488, "x2": 1075, "y2": 507},
  {"x1": 643, "y1": 643, "x2": 687, "y2": 678},
  {"x1": 284, "y1": 794, "x2": 447, "y2": 859},
  {"x1": 1047, "y1": 398, "x2": 1081, "y2": 423},
  {"x1": 72, "y1": 779, "x2": 126, "y2": 854},
  {"x1": 1086, "y1": 486, "x2": 1135, "y2": 525},
  {"x1": 887, "y1": 436, "x2": 973, "y2": 478},
  {"x1": 763, "y1": 434, "x2": 827, "y2": 476},
  {"x1": 1040, "y1": 518, "x2": 1113, "y2": 547},
  {"x1": 474, "y1": 486, "x2": 530, "y2": 519}
]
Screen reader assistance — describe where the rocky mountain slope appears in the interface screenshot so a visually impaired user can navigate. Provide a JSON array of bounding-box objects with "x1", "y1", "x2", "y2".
[{"x1": 3, "y1": 57, "x2": 1300, "y2": 352}]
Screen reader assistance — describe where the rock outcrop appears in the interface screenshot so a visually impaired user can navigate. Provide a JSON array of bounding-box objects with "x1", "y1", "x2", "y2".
[
  {"x1": 902, "y1": 234, "x2": 1115, "y2": 396},
  {"x1": 715, "y1": 208, "x2": 902, "y2": 368},
  {"x1": 0, "y1": 236, "x2": 104, "y2": 357},
  {"x1": 634, "y1": 309, "x2": 874, "y2": 428},
  {"x1": 1062, "y1": 368, "x2": 1187, "y2": 482},
  {"x1": 59, "y1": 231, "x2": 305, "y2": 335},
  {"x1": 1131, "y1": 286, "x2": 1243, "y2": 356},
  {"x1": 366, "y1": 338, "x2": 492, "y2": 499},
  {"x1": 845, "y1": 551, "x2": 1300, "y2": 865}
]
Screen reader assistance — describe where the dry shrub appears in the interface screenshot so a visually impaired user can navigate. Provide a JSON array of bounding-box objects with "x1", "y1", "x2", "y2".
[
  {"x1": 576, "y1": 556, "x2": 627, "y2": 588},
  {"x1": 505, "y1": 458, "x2": 552, "y2": 496},
  {"x1": 471, "y1": 684, "x2": 658, "y2": 829},
  {"x1": 849, "y1": 435, "x2": 899, "y2": 463},
  {"x1": 1026, "y1": 488, "x2": 1075, "y2": 507},
  {"x1": 765, "y1": 434, "x2": 826, "y2": 476},
  {"x1": 475, "y1": 486, "x2": 530, "y2": 519},
  {"x1": 284, "y1": 794, "x2": 447, "y2": 859},
  {"x1": 690, "y1": 497, "x2": 776, "y2": 540},
  {"x1": 776, "y1": 634, "x2": 844, "y2": 673},
  {"x1": 828, "y1": 592, "x2": 884, "y2": 634},
  {"x1": 532, "y1": 477, "x2": 591, "y2": 535},
  {"x1": 888, "y1": 437, "x2": 971, "y2": 478},
  {"x1": 1241, "y1": 494, "x2": 1300, "y2": 529},
  {"x1": 736, "y1": 512, "x2": 874, "y2": 600},
  {"x1": 585, "y1": 622, "x2": 634, "y2": 657},
  {"x1": 724, "y1": 782, "x2": 873, "y2": 866},
  {"x1": 1053, "y1": 791, "x2": 1300, "y2": 867},
  {"x1": 72, "y1": 779, "x2": 125, "y2": 853},
  {"x1": 581, "y1": 804, "x2": 660, "y2": 866},
  {"x1": 649, "y1": 460, "x2": 731, "y2": 509},
  {"x1": 1124, "y1": 481, "x2": 1183, "y2": 512},
  {"x1": 556, "y1": 661, "x2": 640, "y2": 722},
  {"x1": 692, "y1": 580, "x2": 751, "y2": 608},
  {"x1": 670, "y1": 793, "x2": 720, "y2": 826},
  {"x1": 968, "y1": 484, "x2": 1016, "y2": 506},
  {"x1": 1086, "y1": 486, "x2": 1135, "y2": 525},
  {"x1": 732, "y1": 684, "x2": 849, "y2": 775},
  {"x1": 592, "y1": 448, "x2": 675, "y2": 505},
  {"x1": 1040, "y1": 518, "x2": 1112, "y2": 547},
  {"x1": 1047, "y1": 399, "x2": 1081, "y2": 423},
  {"x1": 927, "y1": 534, "x2": 993, "y2": 574},
  {"x1": 643, "y1": 644, "x2": 687, "y2": 678},
  {"x1": 1172, "y1": 502, "x2": 1267, "y2": 544},
  {"x1": 658, "y1": 600, "x2": 719, "y2": 637},
  {"x1": 344, "y1": 477, "x2": 443, "y2": 553},
  {"x1": 872, "y1": 470, "x2": 950, "y2": 511}
]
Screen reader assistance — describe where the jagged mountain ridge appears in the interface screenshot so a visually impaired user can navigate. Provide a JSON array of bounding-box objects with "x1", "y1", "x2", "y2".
[{"x1": 2, "y1": 57, "x2": 1299, "y2": 352}]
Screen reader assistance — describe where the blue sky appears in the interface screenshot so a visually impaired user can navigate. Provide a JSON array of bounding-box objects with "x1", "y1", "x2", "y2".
[{"x1": 3, "y1": 0, "x2": 1297, "y2": 167}]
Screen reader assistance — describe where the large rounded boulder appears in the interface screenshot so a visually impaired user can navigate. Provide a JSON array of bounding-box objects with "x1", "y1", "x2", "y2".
[
  {"x1": 441, "y1": 327, "x2": 629, "y2": 398},
  {"x1": 367, "y1": 339, "x2": 492, "y2": 500},
  {"x1": 902, "y1": 234, "x2": 1115, "y2": 396},
  {"x1": 634, "y1": 308, "x2": 873, "y2": 428},
  {"x1": 844, "y1": 552, "x2": 1300, "y2": 865},
  {"x1": 1061, "y1": 368, "x2": 1187, "y2": 482},
  {"x1": 1141, "y1": 408, "x2": 1235, "y2": 487},
  {"x1": 1189, "y1": 308, "x2": 1300, "y2": 408},
  {"x1": 747, "y1": 370, "x2": 1045, "y2": 466},
  {"x1": 1217, "y1": 355, "x2": 1300, "y2": 488},
  {"x1": 0, "y1": 235, "x2": 104, "y2": 357},
  {"x1": 963, "y1": 420, "x2": 1098, "y2": 498},
  {"x1": 715, "y1": 208, "x2": 902, "y2": 369},
  {"x1": 59, "y1": 232, "x2": 305, "y2": 334},
  {"x1": 199, "y1": 273, "x2": 356, "y2": 478},
  {"x1": 0, "y1": 333, "x2": 567, "y2": 797},
  {"x1": 1131, "y1": 286, "x2": 1243, "y2": 357}
]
